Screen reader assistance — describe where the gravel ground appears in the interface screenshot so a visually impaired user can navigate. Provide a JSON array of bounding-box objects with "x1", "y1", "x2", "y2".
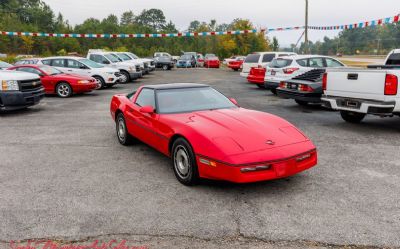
[{"x1": 1, "y1": 68, "x2": 399, "y2": 248}]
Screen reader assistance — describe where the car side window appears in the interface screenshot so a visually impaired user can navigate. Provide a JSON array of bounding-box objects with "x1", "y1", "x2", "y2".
[
  {"x1": 17, "y1": 67, "x2": 41, "y2": 75},
  {"x1": 51, "y1": 59, "x2": 65, "y2": 67},
  {"x1": 262, "y1": 54, "x2": 275, "y2": 63},
  {"x1": 296, "y1": 59, "x2": 308, "y2": 67},
  {"x1": 325, "y1": 58, "x2": 344, "y2": 67},
  {"x1": 308, "y1": 58, "x2": 324, "y2": 68},
  {"x1": 67, "y1": 59, "x2": 84, "y2": 69},
  {"x1": 135, "y1": 88, "x2": 155, "y2": 108},
  {"x1": 42, "y1": 60, "x2": 51, "y2": 65}
]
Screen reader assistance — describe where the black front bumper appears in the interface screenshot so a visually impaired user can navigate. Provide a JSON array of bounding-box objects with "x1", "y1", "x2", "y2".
[
  {"x1": 0, "y1": 88, "x2": 45, "y2": 111},
  {"x1": 276, "y1": 88, "x2": 322, "y2": 103}
]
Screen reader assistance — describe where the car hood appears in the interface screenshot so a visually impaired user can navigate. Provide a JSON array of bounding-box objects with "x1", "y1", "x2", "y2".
[
  {"x1": 163, "y1": 108, "x2": 309, "y2": 156},
  {"x1": 96, "y1": 67, "x2": 120, "y2": 73},
  {"x1": 2, "y1": 70, "x2": 40, "y2": 81}
]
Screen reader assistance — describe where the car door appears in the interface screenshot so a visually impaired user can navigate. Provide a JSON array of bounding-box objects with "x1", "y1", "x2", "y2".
[
  {"x1": 16, "y1": 67, "x2": 52, "y2": 93},
  {"x1": 125, "y1": 88, "x2": 161, "y2": 148},
  {"x1": 49, "y1": 58, "x2": 67, "y2": 73},
  {"x1": 66, "y1": 59, "x2": 89, "y2": 77}
]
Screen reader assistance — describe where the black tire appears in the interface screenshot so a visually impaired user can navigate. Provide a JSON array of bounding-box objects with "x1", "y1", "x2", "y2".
[
  {"x1": 93, "y1": 76, "x2": 106, "y2": 89},
  {"x1": 116, "y1": 113, "x2": 135, "y2": 145},
  {"x1": 56, "y1": 82, "x2": 72, "y2": 98},
  {"x1": 340, "y1": 111, "x2": 366, "y2": 123},
  {"x1": 270, "y1": 88, "x2": 277, "y2": 95},
  {"x1": 233, "y1": 69, "x2": 239, "y2": 71},
  {"x1": 257, "y1": 84, "x2": 265, "y2": 89},
  {"x1": 171, "y1": 138, "x2": 199, "y2": 186},
  {"x1": 162, "y1": 64, "x2": 169, "y2": 71},
  {"x1": 295, "y1": 100, "x2": 309, "y2": 106},
  {"x1": 120, "y1": 71, "x2": 130, "y2": 84}
]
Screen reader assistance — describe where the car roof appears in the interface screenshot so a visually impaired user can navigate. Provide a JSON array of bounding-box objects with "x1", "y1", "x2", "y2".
[
  {"x1": 143, "y1": 83, "x2": 209, "y2": 90},
  {"x1": 282, "y1": 55, "x2": 337, "y2": 60},
  {"x1": 254, "y1": 52, "x2": 296, "y2": 55},
  {"x1": 42, "y1": 56, "x2": 85, "y2": 60}
]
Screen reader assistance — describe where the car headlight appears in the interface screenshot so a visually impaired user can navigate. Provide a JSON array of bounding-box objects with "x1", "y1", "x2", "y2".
[
  {"x1": 1, "y1": 80, "x2": 19, "y2": 91},
  {"x1": 77, "y1": 80, "x2": 90, "y2": 84}
]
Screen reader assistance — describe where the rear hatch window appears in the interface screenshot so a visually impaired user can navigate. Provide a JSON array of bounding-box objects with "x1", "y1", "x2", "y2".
[
  {"x1": 245, "y1": 54, "x2": 260, "y2": 63},
  {"x1": 270, "y1": 59, "x2": 293, "y2": 68}
]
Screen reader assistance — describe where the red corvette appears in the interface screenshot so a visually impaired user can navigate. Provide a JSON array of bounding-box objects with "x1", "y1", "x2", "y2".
[
  {"x1": 110, "y1": 83, "x2": 317, "y2": 185},
  {"x1": 8, "y1": 65, "x2": 99, "y2": 98},
  {"x1": 247, "y1": 67, "x2": 266, "y2": 88},
  {"x1": 204, "y1": 56, "x2": 220, "y2": 68},
  {"x1": 228, "y1": 58, "x2": 244, "y2": 71}
]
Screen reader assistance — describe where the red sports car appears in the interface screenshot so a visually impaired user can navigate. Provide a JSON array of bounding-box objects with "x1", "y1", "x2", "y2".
[
  {"x1": 204, "y1": 56, "x2": 220, "y2": 68},
  {"x1": 110, "y1": 83, "x2": 317, "y2": 185},
  {"x1": 228, "y1": 58, "x2": 244, "y2": 71},
  {"x1": 8, "y1": 65, "x2": 99, "y2": 98},
  {"x1": 247, "y1": 67, "x2": 266, "y2": 88}
]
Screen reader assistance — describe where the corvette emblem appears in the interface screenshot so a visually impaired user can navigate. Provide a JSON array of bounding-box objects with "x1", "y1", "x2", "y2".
[{"x1": 266, "y1": 140, "x2": 275, "y2": 145}]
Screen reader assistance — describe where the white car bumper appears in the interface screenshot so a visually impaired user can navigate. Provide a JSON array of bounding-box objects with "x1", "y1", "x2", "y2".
[{"x1": 321, "y1": 96, "x2": 398, "y2": 114}]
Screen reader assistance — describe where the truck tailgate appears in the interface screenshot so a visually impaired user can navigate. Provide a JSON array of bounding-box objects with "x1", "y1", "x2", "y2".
[{"x1": 326, "y1": 69, "x2": 388, "y2": 101}]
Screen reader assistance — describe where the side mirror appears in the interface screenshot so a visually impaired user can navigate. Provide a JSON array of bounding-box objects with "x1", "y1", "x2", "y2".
[
  {"x1": 139, "y1": 105, "x2": 155, "y2": 114},
  {"x1": 229, "y1": 98, "x2": 239, "y2": 106}
]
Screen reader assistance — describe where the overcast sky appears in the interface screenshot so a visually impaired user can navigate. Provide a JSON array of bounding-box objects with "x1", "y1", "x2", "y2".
[{"x1": 43, "y1": 0, "x2": 398, "y2": 47}]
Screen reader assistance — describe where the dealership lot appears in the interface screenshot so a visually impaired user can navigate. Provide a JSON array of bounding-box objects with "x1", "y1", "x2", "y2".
[{"x1": 1, "y1": 68, "x2": 400, "y2": 248}]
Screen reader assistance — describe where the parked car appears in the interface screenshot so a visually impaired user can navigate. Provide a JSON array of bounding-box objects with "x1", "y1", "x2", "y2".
[
  {"x1": 321, "y1": 49, "x2": 400, "y2": 123},
  {"x1": 176, "y1": 54, "x2": 196, "y2": 68},
  {"x1": 14, "y1": 58, "x2": 43, "y2": 65},
  {"x1": 240, "y1": 52, "x2": 297, "y2": 78},
  {"x1": 8, "y1": 65, "x2": 99, "y2": 98},
  {"x1": 110, "y1": 52, "x2": 147, "y2": 75},
  {"x1": 183, "y1": 52, "x2": 201, "y2": 67},
  {"x1": 110, "y1": 83, "x2": 317, "y2": 185},
  {"x1": 154, "y1": 56, "x2": 175, "y2": 70},
  {"x1": 196, "y1": 54, "x2": 205, "y2": 67},
  {"x1": 265, "y1": 55, "x2": 345, "y2": 94},
  {"x1": 0, "y1": 70, "x2": 45, "y2": 111},
  {"x1": 247, "y1": 67, "x2": 267, "y2": 88},
  {"x1": 125, "y1": 52, "x2": 156, "y2": 73},
  {"x1": 227, "y1": 57, "x2": 246, "y2": 71},
  {"x1": 87, "y1": 50, "x2": 142, "y2": 83},
  {"x1": 223, "y1": 55, "x2": 244, "y2": 65},
  {"x1": 204, "y1": 56, "x2": 220, "y2": 68},
  {"x1": 0, "y1": 61, "x2": 12, "y2": 69},
  {"x1": 38, "y1": 56, "x2": 121, "y2": 89},
  {"x1": 154, "y1": 52, "x2": 172, "y2": 58}
]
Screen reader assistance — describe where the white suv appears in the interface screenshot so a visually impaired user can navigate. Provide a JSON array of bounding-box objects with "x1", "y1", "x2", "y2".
[
  {"x1": 87, "y1": 51, "x2": 142, "y2": 83},
  {"x1": 240, "y1": 52, "x2": 297, "y2": 78},
  {"x1": 126, "y1": 52, "x2": 155, "y2": 73},
  {"x1": 39, "y1": 56, "x2": 121, "y2": 88}
]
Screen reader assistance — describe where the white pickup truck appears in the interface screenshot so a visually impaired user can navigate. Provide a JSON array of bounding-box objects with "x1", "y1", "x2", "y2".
[{"x1": 321, "y1": 49, "x2": 400, "y2": 123}]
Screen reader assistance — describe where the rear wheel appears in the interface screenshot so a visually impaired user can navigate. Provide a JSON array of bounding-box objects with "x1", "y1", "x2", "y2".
[
  {"x1": 56, "y1": 82, "x2": 72, "y2": 98},
  {"x1": 340, "y1": 111, "x2": 366, "y2": 123},
  {"x1": 257, "y1": 84, "x2": 265, "y2": 89},
  {"x1": 295, "y1": 100, "x2": 309, "y2": 106},
  {"x1": 172, "y1": 138, "x2": 199, "y2": 186},
  {"x1": 116, "y1": 113, "x2": 135, "y2": 145}
]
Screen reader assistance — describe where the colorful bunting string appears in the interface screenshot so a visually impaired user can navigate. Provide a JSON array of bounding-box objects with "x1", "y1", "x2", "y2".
[{"x1": 0, "y1": 14, "x2": 398, "y2": 38}]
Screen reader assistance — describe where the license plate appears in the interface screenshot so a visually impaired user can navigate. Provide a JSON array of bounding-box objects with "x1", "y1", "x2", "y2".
[
  {"x1": 288, "y1": 84, "x2": 297, "y2": 90},
  {"x1": 343, "y1": 100, "x2": 360, "y2": 109}
]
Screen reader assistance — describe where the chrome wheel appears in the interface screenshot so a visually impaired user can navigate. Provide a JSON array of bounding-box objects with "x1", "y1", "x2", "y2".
[
  {"x1": 162, "y1": 65, "x2": 168, "y2": 70},
  {"x1": 57, "y1": 83, "x2": 71, "y2": 97},
  {"x1": 119, "y1": 72, "x2": 129, "y2": 83},
  {"x1": 174, "y1": 145, "x2": 190, "y2": 178},
  {"x1": 117, "y1": 117, "x2": 126, "y2": 142}
]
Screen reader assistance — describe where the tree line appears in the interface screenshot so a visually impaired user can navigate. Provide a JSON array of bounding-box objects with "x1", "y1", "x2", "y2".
[{"x1": 0, "y1": 0, "x2": 270, "y2": 60}]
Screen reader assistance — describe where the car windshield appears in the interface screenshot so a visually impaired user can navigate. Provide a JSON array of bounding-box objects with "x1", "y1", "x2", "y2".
[
  {"x1": 0, "y1": 61, "x2": 12, "y2": 68},
  {"x1": 117, "y1": 53, "x2": 132, "y2": 61},
  {"x1": 39, "y1": 65, "x2": 62, "y2": 75},
  {"x1": 270, "y1": 58, "x2": 293, "y2": 68},
  {"x1": 180, "y1": 55, "x2": 192, "y2": 60},
  {"x1": 128, "y1": 53, "x2": 139, "y2": 59},
  {"x1": 105, "y1": 54, "x2": 121, "y2": 63},
  {"x1": 78, "y1": 59, "x2": 104, "y2": 68},
  {"x1": 156, "y1": 87, "x2": 236, "y2": 114}
]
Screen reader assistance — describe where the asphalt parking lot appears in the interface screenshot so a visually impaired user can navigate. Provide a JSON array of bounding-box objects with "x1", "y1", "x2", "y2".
[{"x1": 1, "y1": 68, "x2": 399, "y2": 248}]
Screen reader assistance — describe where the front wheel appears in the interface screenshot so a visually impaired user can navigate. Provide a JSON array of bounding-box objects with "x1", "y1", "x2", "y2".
[
  {"x1": 172, "y1": 138, "x2": 199, "y2": 186},
  {"x1": 119, "y1": 71, "x2": 130, "y2": 84},
  {"x1": 162, "y1": 64, "x2": 169, "y2": 71},
  {"x1": 116, "y1": 113, "x2": 135, "y2": 145},
  {"x1": 340, "y1": 111, "x2": 366, "y2": 123},
  {"x1": 56, "y1": 82, "x2": 72, "y2": 98},
  {"x1": 93, "y1": 76, "x2": 106, "y2": 89}
]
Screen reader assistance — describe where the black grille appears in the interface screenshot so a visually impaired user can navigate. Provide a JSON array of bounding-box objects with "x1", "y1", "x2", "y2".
[
  {"x1": 292, "y1": 69, "x2": 326, "y2": 82},
  {"x1": 19, "y1": 79, "x2": 43, "y2": 92},
  {"x1": 143, "y1": 62, "x2": 149, "y2": 68},
  {"x1": 135, "y1": 65, "x2": 140, "y2": 71}
]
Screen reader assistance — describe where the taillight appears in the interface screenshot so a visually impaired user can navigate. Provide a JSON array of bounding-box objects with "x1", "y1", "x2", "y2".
[
  {"x1": 299, "y1": 84, "x2": 313, "y2": 92},
  {"x1": 385, "y1": 74, "x2": 398, "y2": 95},
  {"x1": 322, "y1": 73, "x2": 328, "y2": 91},
  {"x1": 279, "y1": 82, "x2": 287, "y2": 88},
  {"x1": 283, "y1": 68, "x2": 299, "y2": 74}
]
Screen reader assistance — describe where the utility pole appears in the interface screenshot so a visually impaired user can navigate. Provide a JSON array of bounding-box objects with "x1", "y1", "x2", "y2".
[{"x1": 304, "y1": 0, "x2": 309, "y2": 54}]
